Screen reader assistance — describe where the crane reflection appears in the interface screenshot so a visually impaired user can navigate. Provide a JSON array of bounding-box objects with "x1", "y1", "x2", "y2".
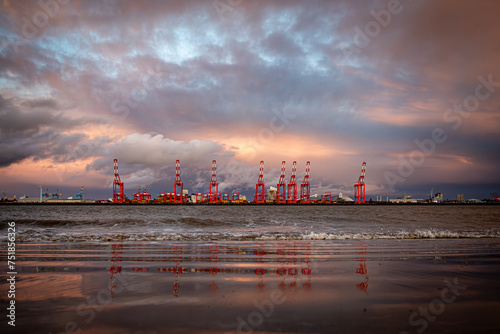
[
  {"x1": 356, "y1": 242, "x2": 369, "y2": 293},
  {"x1": 108, "y1": 241, "x2": 316, "y2": 298}
]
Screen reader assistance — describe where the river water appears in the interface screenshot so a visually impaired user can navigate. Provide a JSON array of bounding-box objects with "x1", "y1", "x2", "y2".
[
  {"x1": 1, "y1": 205, "x2": 499, "y2": 242},
  {"x1": 1, "y1": 205, "x2": 499, "y2": 333}
]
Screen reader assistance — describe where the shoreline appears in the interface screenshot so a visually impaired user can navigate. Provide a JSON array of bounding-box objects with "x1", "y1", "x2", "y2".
[
  {"x1": 3, "y1": 239, "x2": 500, "y2": 334},
  {"x1": 1, "y1": 201, "x2": 498, "y2": 206}
]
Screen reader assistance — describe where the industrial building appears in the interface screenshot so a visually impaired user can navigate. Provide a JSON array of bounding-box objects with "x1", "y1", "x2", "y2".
[
  {"x1": 17, "y1": 196, "x2": 46, "y2": 203},
  {"x1": 389, "y1": 197, "x2": 423, "y2": 204},
  {"x1": 334, "y1": 193, "x2": 354, "y2": 203},
  {"x1": 434, "y1": 193, "x2": 444, "y2": 202},
  {"x1": 267, "y1": 186, "x2": 277, "y2": 202}
]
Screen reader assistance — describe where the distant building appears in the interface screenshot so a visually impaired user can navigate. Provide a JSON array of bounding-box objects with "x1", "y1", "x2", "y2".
[
  {"x1": 267, "y1": 186, "x2": 277, "y2": 201},
  {"x1": 389, "y1": 198, "x2": 417, "y2": 203},
  {"x1": 17, "y1": 196, "x2": 96, "y2": 203},
  {"x1": 18, "y1": 197, "x2": 46, "y2": 203},
  {"x1": 435, "y1": 193, "x2": 444, "y2": 202},
  {"x1": 467, "y1": 198, "x2": 484, "y2": 203},
  {"x1": 334, "y1": 193, "x2": 354, "y2": 202},
  {"x1": 457, "y1": 194, "x2": 465, "y2": 202},
  {"x1": 47, "y1": 198, "x2": 95, "y2": 203}
]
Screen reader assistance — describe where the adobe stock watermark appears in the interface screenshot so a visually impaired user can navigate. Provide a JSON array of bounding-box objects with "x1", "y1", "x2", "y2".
[
  {"x1": 49, "y1": 274, "x2": 129, "y2": 334},
  {"x1": 240, "y1": 105, "x2": 297, "y2": 163},
  {"x1": 110, "y1": 64, "x2": 167, "y2": 121},
  {"x1": 236, "y1": 256, "x2": 317, "y2": 333},
  {"x1": 385, "y1": 73, "x2": 500, "y2": 190},
  {"x1": 342, "y1": 0, "x2": 413, "y2": 57},
  {"x1": 54, "y1": 64, "x2": 167, "y2": 182},
  {"x1": 399, "y1": 277, "x2": 467, "y2": 334},
  {"x1": 1, "y1": 0, "x2": 72, "y2": 54},
  {"x1": 212, "y1": 0, "x2": 244, "y2": 21},
  {"x1": 236, "y1": 288, "x2": 287, "y2": 333},
  {"x1": 48, "y1": 247, "x2": 156, "y2": 334}
]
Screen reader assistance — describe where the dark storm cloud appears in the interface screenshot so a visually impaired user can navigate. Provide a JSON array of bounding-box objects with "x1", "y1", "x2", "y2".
[
  {"x1": 0, "y1": 94, "x2": 106, "y2": 166},
  {"x1": 20, "y1": 97, "x2": 59, "y2": 109},
  {"x1": 0, "y1": 95, "x2": 81, "y2": 134}
]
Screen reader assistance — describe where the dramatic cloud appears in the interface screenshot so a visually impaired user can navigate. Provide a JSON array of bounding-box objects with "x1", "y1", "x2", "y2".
[
  {"x1": 0, "y1": 94, "x2": 105, "y2": 166},
  {"x1": 1, "y1": 0, "x2": 499, "y2": 199}
]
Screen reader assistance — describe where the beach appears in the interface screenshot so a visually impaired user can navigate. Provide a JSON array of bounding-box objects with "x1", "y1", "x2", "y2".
[{"x1": 1, "y1": 205, "x2": 500, "y2": 333}]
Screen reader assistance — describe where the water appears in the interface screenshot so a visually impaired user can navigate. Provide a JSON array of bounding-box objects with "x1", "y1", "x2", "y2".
[
  {"x1": 1, "y1": 205, "x2": 500, "y2": 333},
  {"x1": 1, "y1": 205, "x2": 499, "y2": 242}
]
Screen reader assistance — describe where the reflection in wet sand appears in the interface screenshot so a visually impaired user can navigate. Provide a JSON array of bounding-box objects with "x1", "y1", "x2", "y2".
[
  {"x1": 356, "y1": 242, "x2": 369, "y2": 293},
  {"x1": 116, "y1": 242, "x2": 316, "y2": 299},
  {"x1": 4, "y1": 239, "x2": 500, "y2": 334}
]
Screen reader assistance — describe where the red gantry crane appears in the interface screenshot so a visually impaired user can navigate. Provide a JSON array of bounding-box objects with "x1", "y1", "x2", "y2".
[
  {"x1": 142, "y1": 186, "x2": 151, "y2": 202},
  {"x1": 300, "y1": 161, "x2": 311, "y2": 203},
  {"x1": 277, "y1": 161, "x2": 286, "y2": 204},
  {"x1": 113, "y1": 159, "x2": 125, "y2": 203},
  {"x1": 255, "y1": 161, "x2": 265, "y2": 204},
  {"x1": 354, "y1": 162, "x2": 366, "y2": 203},
  {"x1": 287, "y1": 161, "x2": 297, "y2": 203},
  {"x1": 134, "y1": 186, "x2": 151, "y2": 203},
  {"x1": 209, "y1": 160, "x2": 219, "y2": 203},
  {"x1": 174, "y1": 160, "x2": 183, "y2": 204},
  {"x1": 322, "y1": 192, "x2": 332, "y2": 204},
  {"x1": 133, "y1": 187, "x2": 141, "y2": 202}
]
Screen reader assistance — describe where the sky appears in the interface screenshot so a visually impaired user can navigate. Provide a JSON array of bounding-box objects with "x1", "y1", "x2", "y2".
[{"x1": 1, "y1": 0, "x2": 499, "y2": 201}]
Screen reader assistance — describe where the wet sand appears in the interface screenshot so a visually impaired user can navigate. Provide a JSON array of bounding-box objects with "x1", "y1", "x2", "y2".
[{"x1": 2, "y1": 239, "x2": 500, "y2": 334}]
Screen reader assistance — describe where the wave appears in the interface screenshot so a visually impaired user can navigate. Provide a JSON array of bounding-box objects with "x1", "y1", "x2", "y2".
[
  {"x1": 287, "y1": 230, "x2": 500, "y2": 240},
  {"x1": 177, "y1": 217, "x2": 229, "y2": 227},
  {"x1": 0, "y1": 218, "x2": 155, "y2": 228},
  {"x1": 0, "y1": 219, "x2": 103, "y2": 226},
  {"x1": 3, "y1": 229, "x2": 499, "y2": 243}
]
